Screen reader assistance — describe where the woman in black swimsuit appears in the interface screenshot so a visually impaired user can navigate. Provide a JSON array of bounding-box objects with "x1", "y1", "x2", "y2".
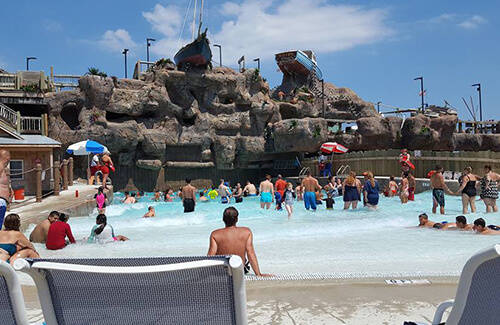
[
  {"x1": 480, "y1": 165, "x2": 499, "y2": 213},
  {"x1": 455, "y1": 167, "x2": 478, "y2": 214}
]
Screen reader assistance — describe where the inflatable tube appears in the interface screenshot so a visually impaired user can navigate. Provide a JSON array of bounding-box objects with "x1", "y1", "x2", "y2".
[{"x1": 427, "y1": 170, "x2": 436, "y2": 178}]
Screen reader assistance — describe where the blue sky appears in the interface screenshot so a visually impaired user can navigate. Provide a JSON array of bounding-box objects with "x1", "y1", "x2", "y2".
[{"x1": 1, "y1": 0, "x2": 498, "y2": 120}]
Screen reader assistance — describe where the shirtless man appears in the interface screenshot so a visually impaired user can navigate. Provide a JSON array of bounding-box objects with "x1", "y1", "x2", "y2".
[
  {"x1": 473, "y1": 218, "x2": 500, "y2": 235},
  {"x1": 0, "y1": 150, "x2": 13, "y2": 227},
  {"x1": 29, "y1": 211, "x2": 60, "y2": 243},
  {"x1": 243, "y1": 181, "x2": 257, "y2": 196},
  {"x1": 259, "y1": 175, "x2": 274, "y2": 209},
  {"x1": 442, "y1": 215, "x2": 473, "y2": 231},
  {"x1": 399, "y1": 174, "x2": 409, "y2": 204},
  {"x1": 430, "y1": 166, "x2": 451, "y2": 214},
  {"x1": 143, "y1": 206, "x2": 155, "y2": 218},
  {"x1": 417, "y1": 213, "x2": 435, "y2": 228},
  {"x1": 301, "y1": 171, "x2": 322, "y2": 211},
  {"x1": 208, "y1": 207, "x2": 269, "y2": 276},
  {"x1": 181, "y1": 178, "x2": 196, "y2": 213},
  {"x1": 219, "y1": 180, "x2": 231, "y2": 204}
]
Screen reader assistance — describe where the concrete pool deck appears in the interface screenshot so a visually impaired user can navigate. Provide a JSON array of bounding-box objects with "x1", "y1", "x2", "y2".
[
  {"x1": 20, "y1": 277, "x2": 459, "y2": 324},
  {"x1": 10, "y1": 181, "x2": 113, "y2": 231}
]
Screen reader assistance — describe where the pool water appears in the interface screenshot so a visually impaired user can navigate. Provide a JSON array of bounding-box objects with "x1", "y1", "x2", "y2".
[{"x1": 25, "y1": 191, "x2": 500, "y2": 277}]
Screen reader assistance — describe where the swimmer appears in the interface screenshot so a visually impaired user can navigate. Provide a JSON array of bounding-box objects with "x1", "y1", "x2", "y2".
[
  {"x1": 295, "y1": 184, "x2": 303, "y2": 201},
  {"x1": 387, "y1": 176, "x2": 398, "y2": 198},
  {"x1": 323, "y1": 191, "x2": 334, "y2": 210},
  {"x1": 301, "y1": 171, "x2": 321, "y2": 211},
  {"x1": 418, "y1": 213, "x2": 436, "y2": 228},
  {"x1": 199, "y1": 192, "x2": 208, "y2": 202},
  {"x1": 207, "y1": 207, "x2": 271, "y2": 276},
  {"x1": 88, "y1": 214, "x2": 129, "y2": 243},
  {"x1": 123, "y1": 191, "x2": 136, "y2": 204},
  {"x1": 46, "y1": 213, "x2": 76, "y2": 250},
  {"x1": 283, "y1": 183, "x2": 296, "y2": 218},
  {"x1": 430, "y1": 165, "x2": 452, "y2": 215},
  {"x1": 153, "y1": 189, "x2": 161, "y2": 202},
  {"x1": 442, "y1": 215, "x2": 473, "y2": 231},
  {"x1": 473, "y1": 218, "x2": 500, "y2": 235},
  {"x1": 234, "y1": 183, "x2": 243, "y2": 203},
  {"x1": 29, "y1": 211, "x2": 60, "y2": 243},
  {"x1": 164, "y1": 188, "x2": 174, "y2": 202},
  {"x1": 259, "y1": 175, "x2": 274, "y2": 209},
  {"x1": 94, "y1": 186, "x2": 107, "y2": 214},
  {"x1": 207, "y1": 186, "x2": 219, "y2": 200},
  {"x1": 143, "y1": 206, "x2": 155, "y2": 218},
  {"x1": 275, "y1": 175, "x2": 287, "y2": 199},
  {"x1": 219, "y1": 180, "x2": 231, "y2": 204},
  {"x1": 407, "y1": 171, "x2": 416, "y2": 201},
  {"x1": 399, "y1": 173, "x2": 409, "y2": 204},
  {"x1": 0, "y1": 214, "x2": 39, "y2": 263},
  {"x1": 243, "y1": 181, "x2": 257, "y2": 196},
  {"x1": 315, "y1": 189, "x2": 323, "y2": 205},
  {"x1": 181, "y1": 178, "x2": 196, "y2": 213}
]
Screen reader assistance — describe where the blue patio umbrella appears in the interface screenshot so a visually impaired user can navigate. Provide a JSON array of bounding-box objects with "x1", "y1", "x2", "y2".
[{"x1": 66, "y1": 140, "x2": 108, "y2": 156}]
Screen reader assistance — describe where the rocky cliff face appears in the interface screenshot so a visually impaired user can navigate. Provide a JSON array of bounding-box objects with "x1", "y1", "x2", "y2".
[{"x1": 45, "y1": 64, "x2": 500, "y2": 189}]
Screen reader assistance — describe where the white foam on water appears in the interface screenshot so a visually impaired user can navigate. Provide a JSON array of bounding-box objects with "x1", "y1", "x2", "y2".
[{"x1": 23, "y1": 191, "x2": 500, "y2": 277}]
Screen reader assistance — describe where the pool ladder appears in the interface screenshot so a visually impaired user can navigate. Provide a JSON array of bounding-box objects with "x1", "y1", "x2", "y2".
[
  {"x1": 299, "y1": 167, "x2": 310, "y2": 177},
  {"x1": 336, "y1": 164, "x2": 350, "y2": 177}
]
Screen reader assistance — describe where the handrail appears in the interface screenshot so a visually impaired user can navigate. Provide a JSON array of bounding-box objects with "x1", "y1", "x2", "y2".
[
  {"x1": 299, "y1": 167, "x2": 310, "y2": 176},
  {"x1": 0, "y1": 103, "x2": 18, "y2": 127},
  {"x1": 336, "y1": 164, "x2": 350, "y2": 177},
  {"x1": 133, "y1": 60, "x2": 155, "y2": 79}
]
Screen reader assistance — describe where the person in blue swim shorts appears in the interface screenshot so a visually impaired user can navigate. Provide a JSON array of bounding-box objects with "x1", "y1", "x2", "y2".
[
  {"x1": 259, "y1": 174, "x2": 274, "y2": 209},
  {"x1": 301, "y1": 171, "x2": 322, "y2": 211}
]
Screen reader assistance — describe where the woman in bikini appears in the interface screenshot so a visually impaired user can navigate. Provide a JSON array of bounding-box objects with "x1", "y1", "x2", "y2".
[{"x1": 0, "y1": 214, "x2": 39, "y2": 263}]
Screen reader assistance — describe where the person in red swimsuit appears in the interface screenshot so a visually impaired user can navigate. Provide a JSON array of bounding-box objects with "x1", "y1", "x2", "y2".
[
  {"x1": 275, "y1": 174, "x2": 287, "y2": 198},
  {"x1": 46, "y1": 213, "x2": 76, "y2": 250},
  {"x1": 100, "y1": 152, "x2": 114, "y2": 189}
]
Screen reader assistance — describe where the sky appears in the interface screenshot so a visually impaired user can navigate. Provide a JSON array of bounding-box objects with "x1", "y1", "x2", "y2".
[{"x1": 1, "y1": 0, "x2": 498, "y2": 120}]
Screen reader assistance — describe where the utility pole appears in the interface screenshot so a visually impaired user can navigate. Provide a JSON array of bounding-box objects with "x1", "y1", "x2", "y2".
[
  {"x1": 472, "y1": 83, "x2": 482, "y2": 122},
  {"x1": 122, "y1": 49, "x2": 129, "y2": 78},
  {"x1": 26, "y1": 57, "x2": 37, "y2": 70},
  {"x1": 414, "y1": 76, "x2": 424, "y2": 113},
  {"x1": 253, "y1": 58, "x2": 260, "y2": 70},
  {"x1": 214, "y1": 44, "x2": 222, "y2": 67},
  {"x1": 146, "y1": 38, "x2": 155, "y2": 62}
]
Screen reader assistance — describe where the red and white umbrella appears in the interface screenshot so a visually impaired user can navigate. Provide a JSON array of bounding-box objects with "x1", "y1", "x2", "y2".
[{"x1": 320, "y1": 142, "x2": 349, "y2": 154}]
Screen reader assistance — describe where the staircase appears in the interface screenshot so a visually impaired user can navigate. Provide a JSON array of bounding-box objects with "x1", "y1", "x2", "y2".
[{"x1": 308, "y1": 70, "x2": 361, "y2": 119}]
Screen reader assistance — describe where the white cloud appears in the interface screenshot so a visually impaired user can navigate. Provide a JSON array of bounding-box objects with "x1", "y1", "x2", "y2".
[
  {"x1": 97, "y1": 29, "x2": 137, "y2": 52},
  {"x1": 426, "y1": 13, "x2": 456, "y2": 24},
  {"x1": 143, "y1": 0, "x2": 392, "y2": 65},
  {"x1": 458, "y1": 15, "x2": 487, "y2": 29}
]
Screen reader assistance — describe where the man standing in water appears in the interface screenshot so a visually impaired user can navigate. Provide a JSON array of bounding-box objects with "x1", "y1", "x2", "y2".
[
  {"x1": 301, "y1": 171, "x2": 322, "y2": 211},
  {"x1": 259, "y1": 175, "x2": 274, "y2": 209},
  {"x1": 243, "y1": 180, "x2": 257, "y2": 196},
  {"x1": 275, "y1": 174, "x2": 287, "y2": 198},
  {"x1": 208, "y1": 207, "x2": 269, "y2": 276},
  {"x1": 0, "y1": 150, "x2": 13, "y2": 227},
  {"x1": 430, "y1": 166, "x2": 451, "y2": 215},
  {"x1": 181, "y1": 178, "x2": 196, "y2": 213}
]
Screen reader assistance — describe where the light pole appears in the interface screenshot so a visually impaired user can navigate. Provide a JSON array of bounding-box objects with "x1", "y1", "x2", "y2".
[
  {"x1": 214, "y1": 44, "x2": 222, "y2": 67},
  {"x1": 414, "y1": 76, "x2": 424, "y2": 113},
  {"x1": 26, "y1": 57, "x2": 37, "y2": 70},
  {"x1": 472, "y1": 83, "x2": 482, "y2": 122},
  {"x1": 376, "y1": 101, "x2": 381, "y2": 113},
  {"x1": 122, "y1": 49, "x2": 129, "y2": 78},
  {"x1": 253, "y1": 58, "x2": 260, "y2": 71},
  {"x1": 321, "y1": 79, "x2": 325, "y2": 118},
  {"x1": 146, "y1": 38, "x2": 155, "y2": 62}
]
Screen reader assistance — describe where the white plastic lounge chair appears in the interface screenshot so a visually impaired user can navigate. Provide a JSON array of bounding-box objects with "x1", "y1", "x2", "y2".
[
  {"x1": 430, "y1": 244, "x2": 500, "y2": 325},
  {"x1": 0, "y1": 260, "x2": 30, "y2": 325},
  {"x1": 14, "y1": 255, "x2": 246, "y2": 325}
]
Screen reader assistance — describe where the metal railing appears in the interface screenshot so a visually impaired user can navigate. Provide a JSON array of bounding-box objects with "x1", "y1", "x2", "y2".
[
  {"x1": 0, "y1": 103, "x2": 18, "y2": 127},
  {"x1": 299, "y1": 167, "x2": 310, "y2": 176},
  {"x1": 20, "y1": 116, "x2": 43, "y2": 134},
  {"x1": 53, "y1": 74, "x2": 80, "y2": 92},
  {"x1": 0, "y1": 73, "x2": 16, "y2": 90},
  {"x1": 133, "y1": 60, "x2": 155, "y2": 79},
  {"x1": 336, "y1": 164, "x2": 350, "y2": 177}
]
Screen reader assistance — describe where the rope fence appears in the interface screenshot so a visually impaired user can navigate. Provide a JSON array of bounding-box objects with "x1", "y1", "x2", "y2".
[{"x1": 9, "y1": 158, "x2": 74, "y2": 208}]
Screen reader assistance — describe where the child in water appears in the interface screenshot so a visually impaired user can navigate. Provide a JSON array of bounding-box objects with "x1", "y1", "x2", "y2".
[
  {"x1": 199, "y1": 192, "x2": 208, "y2": 202},
  {"x1": 323, "y1": 192, "x2": 335, "y2": 210},
  {"x1": 275, "y1": 191, "x2": 283, "y2": 211},
  {"x1": 283, "y1": 183, "x2": 296, "y2": 218}
]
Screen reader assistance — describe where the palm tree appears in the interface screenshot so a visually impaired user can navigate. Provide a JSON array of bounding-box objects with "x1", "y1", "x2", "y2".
[{"x1": 86, "y1": 67, "x2": 107, "y2": 77}]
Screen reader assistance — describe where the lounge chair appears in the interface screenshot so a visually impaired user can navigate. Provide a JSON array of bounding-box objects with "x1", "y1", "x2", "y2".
[
  {"x1": 430, "y1": 244, "x2": 500, "y2": 325},
  {"x1": 0, "y1": 260, "x2": 30, "y2": 325},
  {"x1": 14, "y1": 255, "x2": 247, "y2": 325}
]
